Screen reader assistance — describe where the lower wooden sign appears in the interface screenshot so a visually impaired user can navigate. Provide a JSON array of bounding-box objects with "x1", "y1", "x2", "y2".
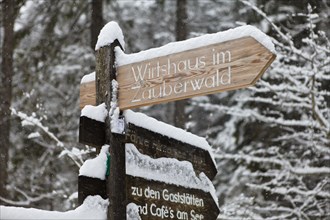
[
  {"x1": 125, "y1": 123, "x2": 217, "y2": 180},
  {"x1": 126, "y1": 175, "x2": 220, "y2": 220}
]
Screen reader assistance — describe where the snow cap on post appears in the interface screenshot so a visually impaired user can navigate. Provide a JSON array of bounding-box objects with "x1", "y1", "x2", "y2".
[{"x1": 95, "y1": 21, "x2": 125, "y2": 51}]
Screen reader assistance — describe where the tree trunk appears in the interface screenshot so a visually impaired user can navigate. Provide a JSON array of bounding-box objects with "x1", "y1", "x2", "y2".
[
  {"x1": 91, "y1": 0, "x2": 104, "y2": 49},
  {"x1": 0, "y1": 0, "x2": 15, "y2": 204},
  {"x1": 174, "y1": 0, "x2": 188, "y2": 128},
  {"x1": 176, "y1": 0, "x2": 187, "y2": 41}
]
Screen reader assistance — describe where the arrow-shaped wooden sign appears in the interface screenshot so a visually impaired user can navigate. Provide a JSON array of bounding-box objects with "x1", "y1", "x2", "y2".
[
  {"x1": 126, "y1": 123, "x2": 217, "y2": 180},
  {"x1": 80, "y1": 35, "x2": 275, "y2": 110},
  {"x1": 79, "y1": 111, "x2": 217, "y2": 180}
]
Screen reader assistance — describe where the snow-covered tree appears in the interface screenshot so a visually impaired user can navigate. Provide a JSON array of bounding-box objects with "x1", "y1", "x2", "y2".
[
  {"x1": 2, "y1": 1, "x2": 329, "y2": 219},
  {"x1": 3, "y1": 0, "x2": 95, "y2": 210},
  {"x1": 192, "y1": 1, "x2": 330, "y2": 219}
]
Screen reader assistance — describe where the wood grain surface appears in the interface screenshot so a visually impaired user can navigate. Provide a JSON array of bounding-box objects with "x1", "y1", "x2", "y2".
[{"x1": 80, "y1": 36, "x2": 275, "y2": 110}]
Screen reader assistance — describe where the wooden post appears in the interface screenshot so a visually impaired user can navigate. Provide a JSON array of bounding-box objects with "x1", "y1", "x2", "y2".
[{"x1": 95, "y1": 39, "x2": 126, "y2": 220}]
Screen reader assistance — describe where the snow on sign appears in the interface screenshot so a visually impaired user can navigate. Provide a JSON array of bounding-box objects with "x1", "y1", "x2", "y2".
[
  {"x1": 80, "y1": 25, "x2": 276, "y2": 110},
  {"x1": 125, "y1": 123, "x2": 216, "y2": 180},
  {"x1": 124, "y1": 110, "x2": 217, "y2": 180},
  {"x1": 126, "y1": 144, "x2": 220, "y2": 220},
  {"x1": 79, "y1": 108, "x2": 217, "y2": 180}
]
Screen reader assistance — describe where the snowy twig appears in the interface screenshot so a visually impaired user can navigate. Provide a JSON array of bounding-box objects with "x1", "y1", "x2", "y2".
[
  {"x1": 246, "y1": 183, "x2": 330, "y2": 198},
  {"x1": 240, "y1": 0, "x2": 292, "y2": 46},
  {"x1": 214, "y1": 152, "x2": 287, "y2": 167},
  {"x1": 193, "y1": 102, "x2": 323, "y2": 130},
  {"x1": 214, "y1": 152, "x2": 330, "y2": 177},
  {"x1": 240, "y1": 0, "x2": 320, "y2": 65},
  {"x1": 291, "y1": 167, "x2": 330, "y2": 175},
  {"x1": 0, "y1": 188, "x2": 62, "y2": 206},
  {"x1": 11, "y1": 108, "x2": 63, "y2": 147},
  {"x1": 252, "y1": 206, "x2": 299, "y2": 220},
  {"x1": 11, "y1": 108, "x2": 82, "y2": 167}
]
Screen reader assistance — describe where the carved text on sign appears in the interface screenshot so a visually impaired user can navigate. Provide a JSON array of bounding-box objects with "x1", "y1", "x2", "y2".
[
  {"x1": 117, "y1": 37, "x2": 275, "y2": 109},
  {"x1": 126, "y1": 175, "x2": 220, "y2": 220},
  {"x1": 129, "y1": 50, "x2": 231, "y2": 104},
  {"x1": 80, "y1": 37, "x2": 275, "y2": 110}
]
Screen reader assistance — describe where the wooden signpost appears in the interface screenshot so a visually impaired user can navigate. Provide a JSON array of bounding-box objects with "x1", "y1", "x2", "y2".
[
  {"x1": 80, "y1": 36, "x2": 275, "y2": 110},
  {"x1": 79, "y1": 23, "x2": 276, "y2": 220},
  {"x1": 79, "y1": 111, "x2": 220, "y2": 219}
]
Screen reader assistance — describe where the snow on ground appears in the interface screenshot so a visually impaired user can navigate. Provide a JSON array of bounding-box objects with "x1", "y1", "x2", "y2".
[
  {"x1": 115, "y1": 25, "x2": 275, "y2": 66},
  {"x1": 0, "y1": 195, "x2": 108, "y2": 220}
]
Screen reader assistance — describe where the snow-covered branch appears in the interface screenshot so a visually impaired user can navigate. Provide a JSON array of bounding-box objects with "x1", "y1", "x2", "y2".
[
  {"x1": 291, "y1": 167, "x2": 330, "y2": 175},
  {"x1": 214, "y1": 152, "x2": 287, "y2": 167},
  {"x1": 215, "y1": 151, "x2": 330, "y2": 176},
  {"x1": 193, "y1": 102, "x2": 325, "y2": 131},
  {"x1": 11, "y1": 108, "x2": 82, "y2": 167},
  {"x1": 240, "y1": 0, "x2": 293, "y2": 46},
  {"x1": 11, "y1": 108, "x2": 63, "y2": 147},
  {"x1": 246, "y1": 183, "x2": 330, "y2": 199},
  {"x1": 0, "y1": 187, "x2": 62, "y2": 206},
  {"x1": 240, "y1": 0, "x2": 325, "y2": 67}
]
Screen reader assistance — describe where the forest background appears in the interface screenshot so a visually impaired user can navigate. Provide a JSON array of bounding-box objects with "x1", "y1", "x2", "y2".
[{"x1": 0, "y1": 0, "x2": 329, "y2": 219}]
